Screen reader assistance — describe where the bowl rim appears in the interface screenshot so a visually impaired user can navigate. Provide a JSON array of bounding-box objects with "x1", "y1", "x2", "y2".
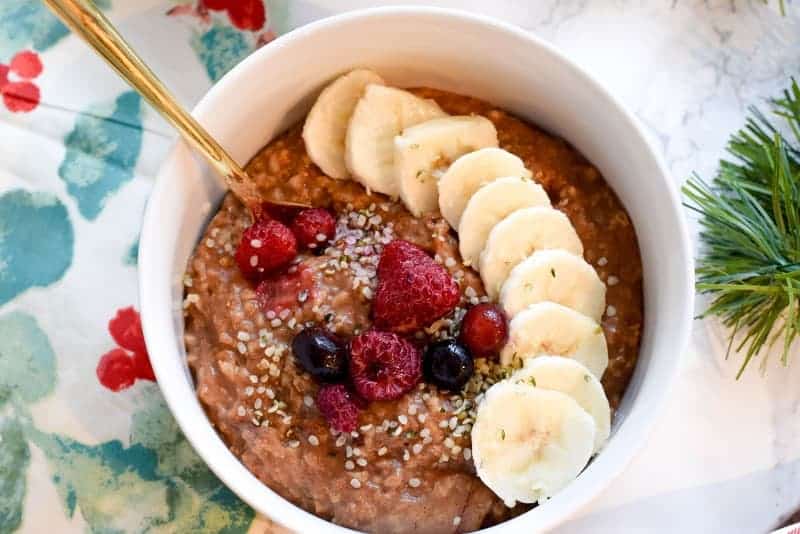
[{"x1": 139, "y1": 6, "x2": 695, "y2": 533}]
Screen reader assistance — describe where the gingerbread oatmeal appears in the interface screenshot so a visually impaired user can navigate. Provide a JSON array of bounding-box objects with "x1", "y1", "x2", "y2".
[{"x1": 183, "y1": 88, "x2": 643, "y2": 532}]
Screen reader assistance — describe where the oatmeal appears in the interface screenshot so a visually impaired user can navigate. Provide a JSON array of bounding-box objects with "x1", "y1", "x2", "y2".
[{"x1": 184, "y1": 87, "x2": 643, "y2": 532}]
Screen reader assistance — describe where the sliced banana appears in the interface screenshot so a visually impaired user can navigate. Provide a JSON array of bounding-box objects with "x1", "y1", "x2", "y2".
[
  {"x1": 438, "y1": 148, "x2": 532, "y2": 229},
  {"x1": 479, "y1": 207, "x2": 583, "y2": 299},
  {"x1": 396, "y1": 116, "x2": 498, "y2": 217},
  {"x1": 302, "y1": 69, "x2": 385, "y2": 179},
  {"x1": 499, "y1": 302, "x2": 608, "y2": 379},
  {"x1": 471, "y1": 381, "x2": 596, "y2": 507},
  {"x1": 458, "y1": 176, "x2": 551, "y2": 268},
  {"x1": 512, "y1": 357, "x2": 610, "y2": 453},
  {"x1": 345, "y1": 85, "x2": 446, "y2": 196},
  {"x1": 499, "y1": 249, "x2": 606, "y2": 321}
]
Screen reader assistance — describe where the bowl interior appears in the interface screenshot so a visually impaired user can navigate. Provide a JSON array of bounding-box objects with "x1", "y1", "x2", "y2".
[{"x1": 139, "y1": 7, "x2": 693, "y2": 533}]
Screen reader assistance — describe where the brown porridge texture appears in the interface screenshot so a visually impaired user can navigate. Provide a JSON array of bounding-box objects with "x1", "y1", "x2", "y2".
[{"x1": 183, "y1": 88, "x2": 644, "y2": 533}]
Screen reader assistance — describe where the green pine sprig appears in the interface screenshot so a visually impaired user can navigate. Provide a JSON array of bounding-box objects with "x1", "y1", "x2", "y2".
[{"x1": 683, "y1": 78, "x2": 800, "y2": 378}]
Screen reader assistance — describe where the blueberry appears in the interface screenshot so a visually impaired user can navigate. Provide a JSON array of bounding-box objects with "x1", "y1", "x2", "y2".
[
  {"x1": 292, "y1": 328, "x2": 348, "y2": 382},
  {"x1": 424, "y1": 339, "x2": 474, "y2": 392}
]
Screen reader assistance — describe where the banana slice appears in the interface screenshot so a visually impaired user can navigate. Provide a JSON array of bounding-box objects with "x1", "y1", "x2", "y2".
[
  {"x1": 396, "y1": 116, "x2": 498, "y2": 217},
  {"x1": 471, "y1": 381, "x2": 596, "y2": 507},
  {"x1": 499, "y1": 301, "x2": 608, "y2": 379},
  {"x1": 458, "y1": 176, "x2": 551, "y2": 268},
  {"x1": 479, "y1": 207, "x2": 583, "y2": 299},
  {"x1": 438, "y1": 148, "x2": 532, "y2": 229},
  {"x1": 302, "y1": 69, "x2": 385, "y2": 179},
  {"x1": 512, "y1": 357, "x2": 610, "y2": 453},
  {"x1": 499, "y1": 249, "x2": 606, "y2": 321},
  {"x1": 345, "y1": 85, "x2": 446, "y2": 196}
]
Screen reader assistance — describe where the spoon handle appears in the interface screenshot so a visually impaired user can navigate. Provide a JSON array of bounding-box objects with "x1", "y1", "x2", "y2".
[{"x1": 42, "y1": 0, "x2": 280, "y2": 209}]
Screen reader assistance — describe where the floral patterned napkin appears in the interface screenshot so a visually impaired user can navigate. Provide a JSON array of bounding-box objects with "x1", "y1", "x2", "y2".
[{"x1": 0, "y1": 1, "x2": 294, "y2": 532}]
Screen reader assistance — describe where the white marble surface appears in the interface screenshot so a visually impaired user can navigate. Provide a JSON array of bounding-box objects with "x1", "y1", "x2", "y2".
[
  {"x1": 114, "y1": 1, "x2": 800, "y2": 531},
  {"x1": 284, "y1": 2, "x2": 800, "y2": 532}
]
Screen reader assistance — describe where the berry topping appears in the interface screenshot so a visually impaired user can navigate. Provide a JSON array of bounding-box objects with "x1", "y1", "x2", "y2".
[
  {"x1": 292, "y1": 327, "x2": 349, "y2": 382},
  {"x1": 235, "y1": 217, "x2": 297, "y2": 281},
  {"x1": 459, "y1": 303, "x2": 509, "y2": 358},
  {"x1": 423, "y1": 339, "x2": 474, "y2": 392},
  {"x1": 291, "y1": 208, "x2": 336, "y2": 251},
  {"x1": 349, "y1": 330, "x2": 422, "y2": 401},
  {"x1": 373, "y1": 240, "x2": 460, "y2": 333},
  {"x1": 316, "y1": 384, "x2": 361, "y2": 433},
  {"x1": 376, "y1": 238, "x2": 429, "y2": 278},
  {"x1": 256, "y1": 264, "x2": 315, "y2": 314},
  {"x1": 96, "y1": 348, "x2": 137, "y2": 392}
]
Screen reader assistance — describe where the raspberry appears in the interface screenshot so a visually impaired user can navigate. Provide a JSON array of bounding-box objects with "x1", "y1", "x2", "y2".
[
  {"x1": 373, "y1": 240, "x2": 460, "y2": 334},
  {"x1": 349, "y1": 330, "x2": 421, "y2": 401},
  {"x1": 235, "y1": 217, "x2": 297, "y2": 281},
  {"x1": 226, "y1": 0, "x2": 266, "y2": 30},
  {"x1": 0, "y1": 64, "x2": 9, "y2": 88},
  {"x1": 459, "y1": 303, "x2": 508, "y2": 358},
  {"x1": 291, "y1": 208, "x2": 336, "y2": 251},
  {"x1": 96, "y1": 349, "x2": 137, "y2": 392},
  {"x1": 108, "y1": 307, "x2": 147, "y2": 355},
  {"x1": 257, "y1": 264, "x2": 315, "y2": 314},
  {"x1": 376, "y1": 239, "x2": 429, "y2": 279},
  {"x1": 316, "y1": 384, "x2": 361, "y2": 433}
]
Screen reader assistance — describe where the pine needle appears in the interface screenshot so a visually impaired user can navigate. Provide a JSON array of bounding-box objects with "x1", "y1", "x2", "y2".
[{"x1": 683, "y1": 78, "x2": 800, "y2": 378}]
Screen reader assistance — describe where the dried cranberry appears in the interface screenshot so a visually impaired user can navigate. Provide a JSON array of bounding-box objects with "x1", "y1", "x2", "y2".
[{"x1": 459, "y1": 303, "x2": 508, "y2": 358}]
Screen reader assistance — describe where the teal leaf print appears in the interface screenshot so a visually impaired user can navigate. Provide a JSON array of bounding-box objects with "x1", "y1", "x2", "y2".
[
  {"x1": 58, "y1": 91, "x2": 143, "y2": 220},
  {"x1": 0, "y1": 417, "x2": 30, "y2": 534},
  {"x1": 192, "y1": 23, "x2": 251, "y2": 82},
  {"x1": 0, "y1": 190, "x2": 74, "y2": 305},
  {"x1": 28, "y1": 388, "x2": 254, "y2": 533},
  {"x1": 0, "y1": 311, "x2": 57, "y2": 404},
  {"x1": 0, "y1": 0, "x2": 111, "y2": 60},
  {"x1": 124, "y1": 238, "x2": 139, "y2": 266}
]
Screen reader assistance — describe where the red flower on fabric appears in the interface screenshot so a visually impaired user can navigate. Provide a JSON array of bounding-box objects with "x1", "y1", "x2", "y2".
[
  {"x1": 167, "y1": 0, "x2": 266, "y2": 31},
  {"x1": 96, "y1": 307, "x2": 156, "y2": 392},
  {"x1": 0, "y1": 50, "x2": 42, "y2": 113}
]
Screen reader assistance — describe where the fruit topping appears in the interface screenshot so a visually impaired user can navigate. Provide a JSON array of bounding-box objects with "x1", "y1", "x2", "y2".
[
  {"x1": 316, "y1": 384, "x2": 361, "y2": 433},
  {"x1": 459, "y1": 303, "x2": 508, "y2": 358},
  {"x1": 256, "y1": 264, "x2": 315, "y2": 315},
  {"x1": 423, "y1": 339, "x2": 474, "y2": 392},
  {"x1": 292, "y1": 327, "x2": 349, "y2": 382},
  {"x1": 373, "y1": 240, "x2": 459, "y2": 334},
  {"x1": 291, "y1": 208, "x2": 336, "y2": 251},
  {"x1": 235, "y1": 217, "x2": 297, "y2": 281},
  {"x1": 349, "y1": 330, "x2": 422, "y2": 401}
]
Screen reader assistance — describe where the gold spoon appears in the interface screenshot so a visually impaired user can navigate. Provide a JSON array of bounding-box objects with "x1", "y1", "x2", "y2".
[{"x1": 43, "y1": 0, "x2": 309, "y2": 212}]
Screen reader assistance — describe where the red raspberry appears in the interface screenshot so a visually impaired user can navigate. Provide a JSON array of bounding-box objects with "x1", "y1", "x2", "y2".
[
  {"x1": 349, "y1": 330, "x2": 421, "y2": 401},
  {"x1": 459, "y1": 303, "x2": 508, "y2": 358},
  {"x1": 376, "y1": 239, "x2": 429, "y2": 278},
  {"x1": 96, "y1": 349, "x2": 137, "y2": 392},
  {"x1": 256, "y1": 264, "x2": 315, "y2": 314},
  {"x1": 373, "y1": 240, "x2": 460, "y2": 334},
  {"x1": 316, "y1": 384, "x2": 361, "y2": 433},
  {"x1": 235, "y1": 217, "x2": 297, "y2": 281},
  {"x1": 291, "y1": 208, "x2": 336, "y2": 251},
  {"x1": 226, "y1": 0, "x2": 266, "y2": 31},
  {"x1": 0, "y1": 64, "x2": 9, "y2": 88}
]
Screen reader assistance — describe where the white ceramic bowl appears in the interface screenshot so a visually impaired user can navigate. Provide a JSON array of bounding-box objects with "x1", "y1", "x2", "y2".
[{"x1": 139, "y1": 7, "x2": 693, "y2": 533}]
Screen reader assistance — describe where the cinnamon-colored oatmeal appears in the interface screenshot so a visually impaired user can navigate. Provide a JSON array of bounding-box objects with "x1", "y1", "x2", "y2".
[{"x1": 183, "y1": 89, "x2": 644, "y2": 533}]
